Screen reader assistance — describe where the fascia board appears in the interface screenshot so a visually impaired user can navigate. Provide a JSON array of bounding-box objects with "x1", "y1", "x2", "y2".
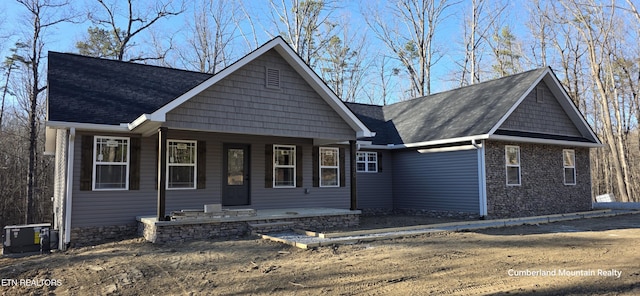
[{"x1": 45, "y1": 120, "x2": 130, "y2": 132}]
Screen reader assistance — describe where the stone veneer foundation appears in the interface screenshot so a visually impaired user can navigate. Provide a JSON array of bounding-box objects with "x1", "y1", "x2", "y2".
[
  {"x1": 484, "y1": 141, "x2": 592, "y2": 218},
  {"x1": 138, "y1": 211, "x2": 360, "y2": 244},
  {"x1": 70, "y1": 224, "x2": 138, "y2": 247}
]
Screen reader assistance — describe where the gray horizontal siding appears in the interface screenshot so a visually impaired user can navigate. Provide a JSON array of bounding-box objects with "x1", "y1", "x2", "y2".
[
  {"x1": 392, "y1": 149, "x2": 480, "y2": 213},
  {"x1": 71, "y1": 131, "x2": 351, "y2": 228},
  {"x1": 248, "y1": 138, "x2": 351, "y2": 209},
  {"x1": 356, "y1": 150, "x2": 393, "y2": 209},
  {"x1": 166, "y1": 49, "x2": 355, "y2": 141},
  {"x1": 500, "y1": 80, "x2": 581, "y2": 137}
]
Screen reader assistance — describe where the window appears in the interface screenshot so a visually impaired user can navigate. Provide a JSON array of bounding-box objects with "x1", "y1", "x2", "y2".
[
  {"x1": 563, "y1": 149, "x2": 576, "y2": 185},
  {"x1": 167, "y1": 140, "x2": 197, "y2": 189},
  {"x1": 93, "y1": 136, "x2": 129, "y2": 190},
  {"x1": 274, "y1": 145, "x2": 295, "y2": 188},
  {"x1": 356, "y1": 152, "x2": 378, "y2": 172},
  {"x1": 505, "y1": 146, "x2": 521, "y2": 186},
  {"x1": 320, "y1": 147, "x2": 339, "y2": 187}
]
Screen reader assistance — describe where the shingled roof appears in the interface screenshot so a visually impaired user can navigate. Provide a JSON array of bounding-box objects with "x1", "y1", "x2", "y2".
[
  {"x1": 347, "y1": 67, "x2": 574, "y2": 145},
  {"x1": 47, "y1": 52, "x2": 212, "y2": 125}
]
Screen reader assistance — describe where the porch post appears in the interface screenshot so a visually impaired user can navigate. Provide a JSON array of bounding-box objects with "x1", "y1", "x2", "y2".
[
  {"x1": 349, "y1": 140, "x2": 357, "y2": 210},
  {"x1": 157, "y1": 127, "x2": 168, "y2": 221}
]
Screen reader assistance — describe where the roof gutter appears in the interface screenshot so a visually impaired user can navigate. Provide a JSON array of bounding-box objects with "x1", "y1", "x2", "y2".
[
  {"x1": 488, "y1": 134, "x2": 604, "y2": 148},
  {"x1": 361, "y1": 135, "x2": 490, "y2": 150}
]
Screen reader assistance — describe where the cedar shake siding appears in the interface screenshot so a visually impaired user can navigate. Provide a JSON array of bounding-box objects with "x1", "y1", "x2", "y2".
[
  {"x1": 484, "y1": 141, "x2": 591, "y2": 218},
  {"x1": 499, "y1": 80, "x2": 581, "y2": 137},
  {"x1": 70, "y1": 131, "x2": 353, "y2": 228},
  {"x1": 166, "y1": 49, "x2": 355, "y2": 141},
  {"x1": 392, "y1": 149, "x2": 480, "y2": 213}
]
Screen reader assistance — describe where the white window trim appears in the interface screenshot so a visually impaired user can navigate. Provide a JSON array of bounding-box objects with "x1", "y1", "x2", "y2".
[
  {"x1": 356, "y1": 151, "x2": 378, "y2": 173},
  {"x1": 505, "y1": 145, "x2": 521, "y2": 186},
  {"x1": 273, "y1": 144, "x2": 296, "y2": 188},
  {"x1": 563, "y1": 149, "x2": 576, "y2": 185},
  {"x1": 166, "y1": 140, "x2": 197, "y2": 190},
  {"x1": 320, "y1": 147, "x2": 340, "y2": 187},
  {"x1": 92, "y1": 136, "x2": 130, "y2": 191}
]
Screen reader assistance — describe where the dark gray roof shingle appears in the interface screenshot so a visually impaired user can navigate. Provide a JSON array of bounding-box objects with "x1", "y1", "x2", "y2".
[
  {"x1": 347, "y1": 68, "x2": 548, "y2": 145},
  {"x1": 47, "y1": 52, "x2": 212, "y2": 125}
]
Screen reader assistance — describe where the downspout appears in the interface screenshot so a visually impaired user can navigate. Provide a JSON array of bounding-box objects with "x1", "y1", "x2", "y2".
[
  {"x1": 63, "y1": 127, "x2": 75, "y2": 250},
  {"x1": 472, "y1": 139, "x2": 488, "y2": 218}
]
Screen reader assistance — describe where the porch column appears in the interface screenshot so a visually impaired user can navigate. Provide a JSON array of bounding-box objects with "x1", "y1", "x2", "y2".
[
  {"x1": 157, "y1": 127, "x2": 168, "y2": 221},
  {"x1": 349, "y1": 140, "x2": 357, "y2": 210}
]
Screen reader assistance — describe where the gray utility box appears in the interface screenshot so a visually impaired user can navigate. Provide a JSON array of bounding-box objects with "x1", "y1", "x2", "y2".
[{"x1": 2, "y1": 223, "x2": 54, "y2": 256}]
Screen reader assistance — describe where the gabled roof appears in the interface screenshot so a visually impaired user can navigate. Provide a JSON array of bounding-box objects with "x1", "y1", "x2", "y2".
[
  {"x1": 46, "y1": 37, "x2": 373, "y2": 138},
  {"x1": 347, "y1": 67, "x2": 601, "y2": 148}
]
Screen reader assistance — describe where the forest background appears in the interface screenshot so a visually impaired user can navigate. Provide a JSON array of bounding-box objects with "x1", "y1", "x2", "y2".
[{"x1": 0, "y1": 0, "x2": 638, "y2": 228}]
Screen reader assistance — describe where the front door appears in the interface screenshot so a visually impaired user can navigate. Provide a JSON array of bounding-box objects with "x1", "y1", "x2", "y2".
[{"x1": 222, "y1": 144, "x2": 250, "y2": 206}]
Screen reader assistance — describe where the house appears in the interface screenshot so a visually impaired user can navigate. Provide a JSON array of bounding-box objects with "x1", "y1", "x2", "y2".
[
  {"x1": 346, "y1": 67, "x2": 601, "y2": 219},
  {"x1": 45, "y1": 37, "x2": 601, "y2": 249},
  {"x1": 45, "y1": 37, "x2": 372, "y2": 248}
]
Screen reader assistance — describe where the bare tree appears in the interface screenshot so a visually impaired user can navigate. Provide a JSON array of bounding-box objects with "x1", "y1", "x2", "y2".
[
  {"x1": 318, "y1": 19, "x2": 370, "y2": 102},
  {"x1": 560, "y1": 0, "x2": 634, "y2": 202},
  {"x1": 526, "y1": 0, "x2": 551, "y2": 67},
  {"x1": 365, "y1": 0, "x2": 458, "y2": 97},
  {"x1": 80, "y1": 0, "x2": 184, "y2": 62},
  {"x1": 13, "y1": 0, "x2": 78, "y2": 224},
  {"x1": 177, "y1": 0, "x2": 241, "y2": 73},
  {"x1": 268, "y1": 0, "x2": 338, "y2": 68},
  {"x1": 458, "y1": 0, "x2": 506, "y2": 86},
  {"x1": 366, "y1": 55, "x2": 401, "y2": 106}
]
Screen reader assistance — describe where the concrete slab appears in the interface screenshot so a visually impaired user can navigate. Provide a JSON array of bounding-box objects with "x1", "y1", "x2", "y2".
[{"x1": 259, "y1": 209, "x2": 640, "y2": 249}]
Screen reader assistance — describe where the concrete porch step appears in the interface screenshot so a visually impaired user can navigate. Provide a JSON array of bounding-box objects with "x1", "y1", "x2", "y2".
[{"x1": 249, "y1": 221, "x2": 295, "y2": 234}]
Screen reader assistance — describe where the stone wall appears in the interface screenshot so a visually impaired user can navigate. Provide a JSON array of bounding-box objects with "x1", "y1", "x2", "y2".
[
  {"x1": 70, "y1": 224, "x2": 137, "y2": 247},
  {"x1": 484, "y1": 141, "x2": 592, "y2": 218},
  {"x1": 138, "y1": 214, "x2": 360, "y2": 244}
]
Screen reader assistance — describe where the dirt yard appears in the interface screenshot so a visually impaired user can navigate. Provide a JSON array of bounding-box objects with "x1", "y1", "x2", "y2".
[{"x1": 1, "y1": 213, "x2": 639, "y2": 295}]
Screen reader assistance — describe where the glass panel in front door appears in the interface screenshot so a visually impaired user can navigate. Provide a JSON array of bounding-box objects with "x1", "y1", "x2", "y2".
[{"x1": 227, "y1": 148, "x2": 244, "y2": 185}]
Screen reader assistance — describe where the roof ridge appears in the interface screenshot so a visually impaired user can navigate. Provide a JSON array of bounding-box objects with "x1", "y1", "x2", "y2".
[
  {"x1": 386, "y1": 67, "x2": 549, "y2": 108},
  {"x1": 48, "y1": 51, "x2": 214, "y2": 76}
]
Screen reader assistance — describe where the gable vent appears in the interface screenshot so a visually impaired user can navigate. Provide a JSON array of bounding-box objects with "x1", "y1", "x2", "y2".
[{"x1": 266, "y1": 67, "x2": 280, "y2": 89}]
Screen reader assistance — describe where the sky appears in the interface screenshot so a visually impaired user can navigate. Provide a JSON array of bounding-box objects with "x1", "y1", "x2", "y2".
[{"x1": 0, "y1": 0, "x2": 532, "y2": 106}]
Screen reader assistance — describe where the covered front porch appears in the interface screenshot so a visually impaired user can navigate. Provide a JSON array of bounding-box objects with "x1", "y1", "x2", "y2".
[{"x1": 137, "y1": 208, "x2": 360, "y2": 244}]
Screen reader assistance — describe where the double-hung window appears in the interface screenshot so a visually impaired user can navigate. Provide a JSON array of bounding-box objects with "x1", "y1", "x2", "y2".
[
  {"x1": 563, "y1": 149, "x2": 576, "y2": 185},
  {"x1": 505, "y1": 145, "x2": 521, "y2": 186},
  {"x1": 167, "y1": 140, "x2": 197, "y2": 189},
  {"x1": 320, "y1": 147, "x2": 339, "y2": 187},
  {"x1": 356, "y1": 152, "x2": 377, "y2": 172},
  {"x1": 274, "y1": 145, "x2": 296, "y2": 188},
  {"x1": 93, "y1": 136, "x2": 129, "y2": 190}
]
